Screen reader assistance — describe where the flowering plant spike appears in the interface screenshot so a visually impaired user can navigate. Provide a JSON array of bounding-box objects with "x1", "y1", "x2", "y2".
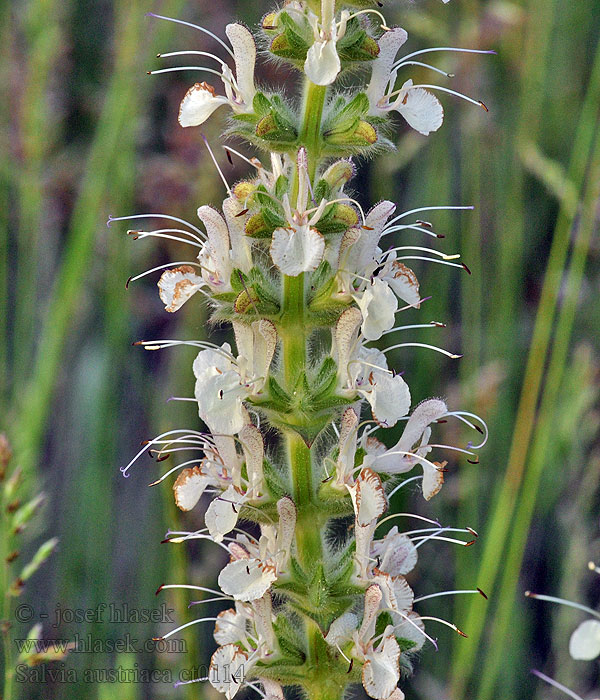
[{"x1": 117, "y1": 2, "x2": 492, "y2": 698}]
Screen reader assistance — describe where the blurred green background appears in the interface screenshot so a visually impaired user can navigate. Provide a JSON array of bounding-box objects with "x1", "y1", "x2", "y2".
[{"x1": 1, "y1": 0, "x2": 599, "y2": 698}]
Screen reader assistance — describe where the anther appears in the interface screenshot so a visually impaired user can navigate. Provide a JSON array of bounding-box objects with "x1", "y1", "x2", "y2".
[
  {"x1": 477, "y1": 588, "x2": 488, "y2": 599},
  {"x1": 479, "y1": 101, "x2": 489, "y2": 112},
  {"x1": 462, "y1": 263, "x2": 472, "y2": 275},
  {"x1": 236, "y1": 208, "x2": 249, "y2": 217},
  {"x1": 125, "y1": 276, "x2": 133, "y2": 289},
  {"x1": 466, "y1": 527, "x2": 479, "y2": 537}
]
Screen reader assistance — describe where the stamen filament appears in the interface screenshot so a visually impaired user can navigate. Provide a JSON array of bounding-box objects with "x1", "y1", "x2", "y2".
[
  {"x1": 380, "y1": 342, "x2": 462, "y2": 360},
  {"x1": 146, "y1": 13, "x2": 236, "y2": 59},
  {"x1": 524, "y1": 592, "x2": 600, "y2": 620}
]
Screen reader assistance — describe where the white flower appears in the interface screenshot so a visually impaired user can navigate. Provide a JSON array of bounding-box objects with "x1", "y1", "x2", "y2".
[
  {"x1": 197, "y1": 204, "x2": 234, "y2": 292},
  {"x1": 158, "y1": 266, "x2": 205, "y2": 312},
  {"x1": 217, "y1": 498, "x2": 296, "y2": 601},
  {"x1": 193, "y1": 331, "x2": 275, "y2": 436},
  {"x1": 172, "y1": 437, "x2": 241, "y2": 512},
  {"x1": 269, "y1": 149, "x2": 327, "y2": 276},
  {"x1": 304, "y1": 6, "x2": 350, "y2": 86},
  {"x1": 347, "y1": 468, "x2": 388, "y2": 526},
  {"x1": 361, "y1": 632, "x2": 401, "y2": 700},
  {"x1": 339, "y1": 200, "x2": 397, "y2": 284},
  {"x1": 569, "y1": 619, "x2": 600, "y2": 660},
  {"x1": 206, "y1": 485, "x2": 247, "y2": 542},
  {"x1": 371, "y1": 526, "x2": 418, "y2": 577},
  {"x1": 363, "y1": 398, "x2": 448, "y2": 499},
  {"x1": 393, "y1": 611, "x2": 426, "y2": 651},
  {"x1": 213, "y1": 603, "x2": 251, "y2": 646},
  {"x1": 218, "y1": 558, "x2": 278, "y2": 602},
  {"x1": 367, "y1": 28, "x2": 443, "y2": 135},
  {"x1": 172, "y1": 465, "x2": 214, "y2": 511},
  {"x1": 209, "y1": 644, "x2": 250, "y2": 699},
  {"x1": 178, "y1": 23, "x2": 256, "y2": 128},
  {"x1": 270, "y1": 225, "x2": 325, "y2": 276},
  {"x1": 355, "y1": 278, "x2": 398, "y2": 340},
  {"x1": 352, "y1": 347, "x2": 411, "y2": 428},
  {"x1": 193, "y1": 344, "x2": 249, "y2": 435}
]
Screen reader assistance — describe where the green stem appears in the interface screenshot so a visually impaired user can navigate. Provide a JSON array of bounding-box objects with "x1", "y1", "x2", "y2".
[{"x1": 278, "y1": 73, "x2": 337, "y2": 699}]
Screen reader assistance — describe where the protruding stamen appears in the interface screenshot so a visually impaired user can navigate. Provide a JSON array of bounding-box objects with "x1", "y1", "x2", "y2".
[
  {"x1": 157, "y1": 50, "x2": 228, "y2": 68},
  {"x1": 392, "y1": 47, "x2": 496, "y2": 71},
  {"x1": 385, "y1": 205, "x2": 473, "y2": 229},
  {"x1": 414, "y1": 589, "x2": 487, "y2": 604},
  {"x1": 380, "y1": 321, "x2": 447, "y2": 337},
  {"x1": 376, "y1": 512, "x2": 441, "y2": 529},
  {"x1": 127, "y1": 261, "x2": 202, "y2": 286},
  {"x1": 146, "y1": 13, "x2": 236, "y2": 59},
  {"x1": 201, "y1": 134, "x2": 232, "y2": 195},
  {"x1": 530, "y1": 670, "x2": 583, "y2": 700},
  {"x1": 524, "y1": 592, "x2": 600, "y2": 620},
  {"x1": 383, "y1": 246, "x2": 460, "y2": 260},
  {"x1": 387, "y1": 475, "x2": 423, "y2": 499},
  {"x1": 128, "y1": 230, "x2": 204, "y2": 248},
  {"x1": 417, "y1": 615, "x2": 468, "y2": 637},
  {"x1": 389, "y1": 83, "x2": 488, "y2": 111},
  {"x1": 107, "y1": 213, "x2": 205, "y2": 237},
  {"x1": 379, "y1": 342, "x2": 462, "y2": 360},
  {"x1": 396, "y1": 60, "x2": 455, "y2": 78}
]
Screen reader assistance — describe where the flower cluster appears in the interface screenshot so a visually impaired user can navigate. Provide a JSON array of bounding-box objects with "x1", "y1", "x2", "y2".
[{"x1": 117, "y1": 2, "x2": 492, "y2": 698}]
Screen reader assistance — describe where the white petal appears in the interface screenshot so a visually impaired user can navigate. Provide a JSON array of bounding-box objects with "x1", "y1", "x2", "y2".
[
  {"x1": 197, "y1": 205, "x2": 232, "y2": 288},
  {"x1": 304, "y1": 38, "x2": 341, "y2": 86},
  {"x1": 213, "y1": 607, "x2": 248, "y2": 646},
  {"x1": 372, "y1": 527, "x2": 418, "y2": 577},
  {"x1": 158, "y1": 266, "x2": 204, "y2": 312},
  {"x1": 195, "y1": 370, "x2": 246, "y2": 435},
  {"x1": 270, "y1": 225, "x2": 324, "y2": 276},
  {"x1": 569, "y1": 619, "x2": 600, "y2": 660},
  {"x1": 372, "y1": 572, "x2": 414, "y2": 615},
  {"x1": 352, "y1": 468, "x2": 388, "y2": 526},
  {"x1": 367, "y1": 28, "x2": 409, "y2": 111},
  {"x1": 367, "y1": 372, "x2": 411, "y2": 428},
  {"x1": 172, "y1": 466, "x2": 211, "y2": 511},
  {"x1": 422, "y1": 460, "x2": 445, "y2": 501},
  {"x1": 356, "y1": 279, "x2": 398, "y2": 341},
  {"x1": 358, "y1": 584, "x2": 383, "y2": 642},
  {"x1": 325, "y1": 611, "x2": 358, "y2": 646},
  {"x1": 223, "y1": 196, "x2": 253, "y2": 272},
  {"x1": 362, "y1": 636, "x2": 401, "y2": 700},
  {"x1": 261, "y1": 680, "x2": 285, "y2": 700},
  {"x1": 348, "y1": 201, "x2": 396, "y2": 273},
  {"x1": 397, "y1": 399, "x2": 447, "y2": 453},
  {"x1": 209, "y1": 644, "x2": 248, "y2": 699},
  {"x1": 355, "y1": 519, "x2": 379, "y2": 580},
  {"x1": 206, "y1": 485, "x2": 245, "y2": 542},
  {"x1": 337, "y1": 408, "x2": 359, "y2": 485},
  {"x1": 225, "y1": 23, "x2": 257, "y2": 107},
  {"x1": 334, "y1": 307, "x2": 363, "y2": 385},
  {"x1": 386, "y1": 261, "x2": 420, "y2": 308},
  {"x1": 252, "y1": 319, "x2": 278, "y2": 381},
  {"x1": 240, "y1": 424, "x2": 264, "y2": 495},
  {"x1": 253, "y1": 593, "x2": 276, "y2": 650},
  {"x1": 178, "y1": 82, "x2": 229, "y2": 127},
  {"x1": 387, "y1": 691, "x2": 406, "y2": 700},
  {"x1": 275, "y1": 497, "x2": 297, "y2": 565},
  {"x1": 393, "y1": 611, "x2": 426, "y2": 651},
  {"x1": 218, "y1": 558, "x2": 278, "y2": 601},
  {"x1": 395, "y1": 80, "x2": 444, "y2": 136}
]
